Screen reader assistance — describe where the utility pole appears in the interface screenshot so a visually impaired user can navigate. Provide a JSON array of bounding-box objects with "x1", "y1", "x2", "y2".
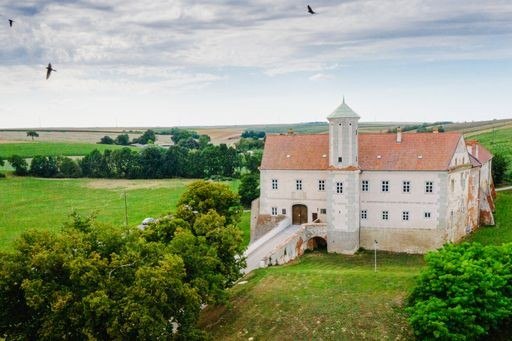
[
  {"x1": 124, "y1": 191, "x2": 128, "y2": 228},
  {"x1": 374, "y1": 240, "x2": 378, "y2": 272}
]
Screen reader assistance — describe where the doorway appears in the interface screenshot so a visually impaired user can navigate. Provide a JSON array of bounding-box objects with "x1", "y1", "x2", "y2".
[{"x1": 292, "y1": 204, "x2": 308, "y2": 225}]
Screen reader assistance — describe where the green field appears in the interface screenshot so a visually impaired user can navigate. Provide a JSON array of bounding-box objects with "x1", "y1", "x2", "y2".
[
  {"x1": 0, "y1": 176, "x2": 247, "y2": 251},
  {"x1": 201, "y1": 191, "x2": 512, "y2": 340},
  {"x1": 0, "y1": 142, "x2": 135, "y2": 158}
]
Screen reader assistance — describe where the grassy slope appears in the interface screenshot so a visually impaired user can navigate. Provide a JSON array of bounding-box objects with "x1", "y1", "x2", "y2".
[
  {"x1": 469, "y1": 127, "x2": 512, "y2": 181},
  {"x1": 0, "y1": 142, "x2": 135, "y2": 158},
  {"x1": 0, "y1": 176, "x2": 247, "y2": 251},
  {"x1": 201, "y1": 191, "x2": 512, "y2": 340}
]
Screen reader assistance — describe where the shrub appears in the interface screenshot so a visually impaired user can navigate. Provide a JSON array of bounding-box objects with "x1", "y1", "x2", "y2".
[
  {"x1": 492, "y1": 153, "x2": 508, "y2": 185},
  {"x1": 407, "y1": 243, "x2": 512, "y2": 340}
]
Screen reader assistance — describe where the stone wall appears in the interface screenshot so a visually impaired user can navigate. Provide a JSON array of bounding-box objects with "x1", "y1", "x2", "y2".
[{"x1": 360, "y1": 227, "x2": 446, "y2": 254}]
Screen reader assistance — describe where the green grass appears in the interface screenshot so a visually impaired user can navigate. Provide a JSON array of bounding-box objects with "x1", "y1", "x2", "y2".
[
  {"x1": 0, "y1": 142, "x2": 135, "y2": 158},
  {"x1": 200, "y1": 251, "x2": 424, "y2": 340},
  {"x1": 0, "y1": 176, "x2": 246, "y2": 251},
  {"x1": 470, "y1": 127, "x2": 512, "y2": 182}
]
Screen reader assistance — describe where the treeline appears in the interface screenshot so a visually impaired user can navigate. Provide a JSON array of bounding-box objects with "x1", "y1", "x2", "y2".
[
  {"x1": 387, "y1": 123, "x2": 446, "y2": 133},
  {"x1": 98, "y1": 128, "x2": 213, "y2": 148}
]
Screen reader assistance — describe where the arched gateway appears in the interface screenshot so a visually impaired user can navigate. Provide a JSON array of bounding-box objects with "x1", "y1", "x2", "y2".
[{"x1": 292, "y1": 204, "x2": 308, "y2": 225}]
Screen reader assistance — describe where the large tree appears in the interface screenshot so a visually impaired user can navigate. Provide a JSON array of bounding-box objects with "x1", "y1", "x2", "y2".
[
  {"x1": 8, "y1": 155, "x2": 28, "y2": 176},
  {"x1": 239, "y1": 173, "x2": 260, "y2": 207},
  {"x1": 26, "y1": 130, "x2": 39, "y2": 141}
]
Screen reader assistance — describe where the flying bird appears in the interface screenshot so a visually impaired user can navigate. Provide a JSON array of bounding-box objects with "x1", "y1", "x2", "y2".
[
  {"x1": 8, "y1": 19, "x2": 14, "y2": 27},
  {"x1": 46, "y1": 63, "x2": 56, "y2": 79},
  {"x1": 307, "y1": 5, "x2": 316, "y2": 15}
]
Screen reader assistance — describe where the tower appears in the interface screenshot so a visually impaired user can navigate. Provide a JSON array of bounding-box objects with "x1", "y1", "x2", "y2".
[
  {"x1": 326, "y1": 98, "x2": 361, "y2": 254},
  {"x1": 327, "y1": 97, "x2": 360, "y2": 168}
]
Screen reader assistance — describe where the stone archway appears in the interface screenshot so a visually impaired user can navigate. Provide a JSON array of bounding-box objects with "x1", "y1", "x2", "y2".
[
  {"x1": 306, "y1": 236, "x2": 327, "y2": 251},
  {"x1": 292, "y1": 204, "x2": 308, "y2": 225}
]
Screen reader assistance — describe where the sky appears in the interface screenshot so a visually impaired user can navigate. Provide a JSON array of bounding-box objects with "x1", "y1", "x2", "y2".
[{"x1": 1, "y1": 0, "x2": 512, "y2": 128}]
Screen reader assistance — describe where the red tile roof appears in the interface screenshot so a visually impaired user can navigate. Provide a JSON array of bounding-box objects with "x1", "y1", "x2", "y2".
[
  {"x1": 261, "y1": 132, "x2": 464, "y2": 171},
  {"x1": 466, "y1": 140, "x2": 493, "y2": 164}
]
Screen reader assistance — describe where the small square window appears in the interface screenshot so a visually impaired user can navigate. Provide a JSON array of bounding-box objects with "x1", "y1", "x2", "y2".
[
  {"x1": 382, "y1": 211, "x2": 389, "y2": 220},
  {"x1": 271, "y1": 207, "x2": 278, "y2": 216},
  {"x1": 402, "y1": 211, "x2": 409, "y2": 221},
  {"x1": 282, "y1": 209, "x2": 286, "y2": 215},
  {"x1": 382, "y1": 180, "x2": 389, "y2": 192},
  {"x1": 338, "y1": 157, "x2": 343, "y2": 163},
  {"x1": 318, "y1": 180, "x2": 325, "y2": 191},
  {"x1": 336, "y1": 182, "x2": 343, "y2": 194},
  {"x1": 296, "y1": 179, "x2": 303, "y2": 191},
  {"x1": 361, "y1": 210, "x2": 367, "y2": 219},
  {"x1": 425, "y1": 181, "x2": 433, "y2": 193},
  {"x1": 361, "y1": 180, "x2": 369, "y2": 192},
  {"x1": 424, "y1": 212, "x2": 431, "y2": 219},
  {"x1": 272, "y1": 179, "x2": 278, "y2": 190},
  {"x1": 320, "y1": 208, "x2": 327, "y2": 214},
  {"x1": 402, "y1": 181, "x2": 410, "y2": 193}
]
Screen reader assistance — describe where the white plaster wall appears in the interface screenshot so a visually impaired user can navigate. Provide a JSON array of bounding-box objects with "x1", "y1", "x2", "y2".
[
  {"x1": 328, "y1": 117, "x2": 359, "y2": 168},
  {"x1": 360, "y1": 171, "x2": 445, "y2": 229},
  {"x1": 449, "y1": 136, "x2": 471, "y2": 168},
  {"x1": 446, "y1": 167, "x2": 473, "y2": 242},
  {"x1": 260, "y1": 169, "x2": 329, "y2": 223}
]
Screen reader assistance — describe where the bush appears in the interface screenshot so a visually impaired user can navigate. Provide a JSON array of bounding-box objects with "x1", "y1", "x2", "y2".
[
  {"x1": 407, "y1": 243, "x2": 512, "y2": 340},
  {"x1": 8, "y1": 155, "x2": 28, "y2": 176},
  {"x1": 98, "y1": 135, "x2": 115, "y2": 144},
  {"x1": 492, "y1": 153, "x2": 508, "y2": 185}
]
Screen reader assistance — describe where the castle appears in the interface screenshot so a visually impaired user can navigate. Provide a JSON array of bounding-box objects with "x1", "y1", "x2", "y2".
[{"x1": 251, "y1": 99, "x2": 495, "y2": 255}]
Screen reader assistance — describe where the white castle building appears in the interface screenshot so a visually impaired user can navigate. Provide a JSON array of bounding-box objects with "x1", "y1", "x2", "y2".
[{"x1": 250, "y1": 99, "x2": 495, "y2": 258}]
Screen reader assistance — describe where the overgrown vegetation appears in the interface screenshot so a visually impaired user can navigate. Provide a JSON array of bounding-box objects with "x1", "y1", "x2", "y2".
[
  {"x1": 0, "y1": 142, "x2": 134, "y2": 159},
  {"x1": 407, "y1": 243, "x2": 512, "y2": 340},
  {"x1": 472, "y1": 127, "x2": 512, "y2": 184},
  {"x1": 0, "y1": 180, "x2": 245, "y2": 339}
]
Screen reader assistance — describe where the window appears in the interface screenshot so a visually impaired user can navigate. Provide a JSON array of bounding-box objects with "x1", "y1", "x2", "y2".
[
  {"x1": 336, "y1": 182, "x2": 343, "y2": 194},
  {"x1": 381, "y1": 180, "x2": 389, "y2": 192},
  {"x1": 271, "y1": 207, "x2": 278, "y2": 216},
  {"x1": 402, "y1": 211, "x2": 409, "y2": 221},
  {"x1": 272, "y1": 179, "x2": 278, "y2": 190},
  {"x1": 320, "y1": 208, "x2": 327, "y2": 214},
  {"x1": 424, "y1": 212, "x2": 431, "y2": 219},
  {"x1": 382, "y1": 211, "x2": 389, "y2": 220},
  {"x1": 338, "y1": 156, "x2": 343, "y2": 163},
  {"x1": 425, "y1": 181, "x2": 433, "y2": 193},
  {"x1": 450, "y1": 179, "x2": 455, "y2": 192},
  {"x1": 296, "y1": 179, "x2": 302, "y2": 191},
  {"x1": 361, "y1": 210, "x2": 367, "y2": 219},
  {"x1": 361, "y1": 180, "x2": 369, "y2": 192},
  {"x1": 402, "y1": 181, "x2": 410, "y2": 193},
  {"x1": 318, "y1": 180, "x2": 325, "y2": 191},
  {"x1": 282, "y1": 209, "x2": 286, "y2": 215}
]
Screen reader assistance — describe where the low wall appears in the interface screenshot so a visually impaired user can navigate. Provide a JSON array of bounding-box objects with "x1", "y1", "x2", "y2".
[{"x1": 360, "y1": 227, "x2": 447, "y2": 254}]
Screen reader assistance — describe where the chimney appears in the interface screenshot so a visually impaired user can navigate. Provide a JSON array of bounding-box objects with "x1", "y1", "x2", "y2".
[
  {"x1": 396, "y1": 127, "x2": 402, "y2": 143},
  {"x1": 433, "y1": 126, "x2": 439, "y2": 134}
]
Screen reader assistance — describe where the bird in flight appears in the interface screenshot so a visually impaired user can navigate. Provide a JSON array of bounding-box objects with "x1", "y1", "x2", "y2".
[
  {"x1": 307, "y1": 5, "x2": 316, "y2": 15},
  {"x1": 8, "y1": 19, "x2": 14, "y2": 27},
  {"x1": 46, "y1": 63, "x2": 57, "y2": 79}
]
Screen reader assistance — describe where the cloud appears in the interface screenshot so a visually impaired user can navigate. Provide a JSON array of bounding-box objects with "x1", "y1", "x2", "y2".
[{"x1": 309, "y1": 73, "x2": 334, "y2": 81}]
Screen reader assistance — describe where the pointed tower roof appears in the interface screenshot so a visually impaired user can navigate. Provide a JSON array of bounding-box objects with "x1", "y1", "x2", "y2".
[{"x1": 327, "y1": 97, "x2": 360, "y2": 119}]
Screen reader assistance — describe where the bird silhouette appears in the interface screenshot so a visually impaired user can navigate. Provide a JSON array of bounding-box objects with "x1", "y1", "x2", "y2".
[
  {"x1": 46, "y1": 63, "x2": 56, "y2": 79},
  {"x1": 307, "y1": 5, "x2": 316, "y2": 14},
  {"x1": 8, "y1": 19, "x2": 14, "y2": 27}
]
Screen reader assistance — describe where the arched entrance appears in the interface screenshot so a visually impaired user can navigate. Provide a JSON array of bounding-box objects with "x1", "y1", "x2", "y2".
[
  {"x1": 292, "y1": 204, "x2": 308, "y2": 225},
  {"x1": 306, "y1": 236, "x2": 327, "y2": 251}
]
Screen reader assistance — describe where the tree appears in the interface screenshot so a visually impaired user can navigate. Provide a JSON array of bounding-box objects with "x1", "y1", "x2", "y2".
[
  {"x1": 30, "y1": 155, "x2": 58, "y2": 177},
  {"x1": 492, "y1": 153, "x2": 508, "y2": 185},
  {"x1": 132, "y1": 129, "x2": 156, "y2": 145},
  {"x1": 57, "y1": 157, "x2": 82, "y2": 178},
  {"x1": 26, "y1": 130, "x2": 39, "y2": 141},
  {"x1": 0, "y1": 156, "x2": 4, "y2": 178},
  {"x1": 115, "y1": 134, "x2": 130, "y2": 146},
  {"x1": 99, "y1": 135, "x2": 115, "y2": 144},
  {"x1": 175, "y1": 180, "x2": 242, "y2": 226},
  {"x1": 8, "y1": 155, "x2": 28, "y2": 176},
  {"x1": 239, "y1": 173, "x2": 260, "y2": 207},
  {"x1": 0, "y1": 214, "x2": 204, "y2": 339},
  {"x1": 407, "y1": 243, "x2": 512, "y2": 340}
]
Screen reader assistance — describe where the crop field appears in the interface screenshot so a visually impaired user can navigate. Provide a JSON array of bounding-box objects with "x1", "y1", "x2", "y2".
[
  {"x1": 0, "y1": 142, "x2": 136, "y2": 158},
  {"x1": 201, "y1": 190, "x2": 512, "y2": 340},
  {"x1": 0, "y1": 176, "x2": 247, "y2": 251}
]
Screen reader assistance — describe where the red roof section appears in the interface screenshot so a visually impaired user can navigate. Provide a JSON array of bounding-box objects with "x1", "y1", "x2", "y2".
[
  {"x1": 261, "y1": 132, "x2": 464, "y2": 171},
  {"x1": 466, "y1": 140, "x2": 493, "y2": 164}
]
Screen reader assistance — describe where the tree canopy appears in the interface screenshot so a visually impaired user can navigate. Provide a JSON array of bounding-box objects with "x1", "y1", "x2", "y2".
[
  {"x1": 26, "y1": 130, "x2": 39, "y2": 141},
  {"x1": 0, "y1": 180, "x2": 245, "y2": 339}
]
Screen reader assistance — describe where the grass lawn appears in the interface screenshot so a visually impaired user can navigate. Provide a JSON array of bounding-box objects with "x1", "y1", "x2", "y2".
[
  {"x1": 200, "y1": 251, "x2": 424, "y2": 340},
  {"x1": 0, "y1": 175, "x2": 247, "y2": 251},
  {"x1": 0, "y1": 142, "x2": 135, "y2": 158}
]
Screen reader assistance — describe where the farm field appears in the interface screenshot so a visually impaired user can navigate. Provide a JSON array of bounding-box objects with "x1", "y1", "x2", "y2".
[
  {"x1": 0, "y1": 176, "x2": 247, "y2": 251},
  {"x1": 469, "y1": 127, "x2": 512, "y2": 160},
  {"x1": 201, "y1": 191, "x2": 512, "y2": 340},
  {"x1": 0, "y1": 141, "x2": 136, "y2": 158}
]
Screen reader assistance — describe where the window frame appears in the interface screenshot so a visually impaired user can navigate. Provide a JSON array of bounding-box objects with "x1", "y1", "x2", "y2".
[
  {"x1": 402, "y1": 180, "x2": 411, "y2": 193},
  {"x1": 381, "y1": 180, "x2": 389, "y2": 192},
  {"x1": 402, "y1": 211, "x2": 409, "y2": 221},
  {"x1": 425, "y1": 181, "x2": 433, "y2": 193},
  {"x1": 382, "y1": 210, "x2": 389, "y2": 221},
  {"x1": 424, "y1": 211, "x2": 431, "y2": 219},
  {"x1": 318, "y1": 179, "x2": 325, "y2": 191},
  {"x1": 361, "y1": 180, "x2": 369, "y2": 192},
  {"x1": 271, "y1": 178, "x2": 278, "y2": 190},
  {"x1": 336, "y1": 181, "x2": 343, "y2": 194},
  {"x1": 296, "y1": 179, "x2": 303, "y2": 191},
  {"x1": 361, "y1": 209, "x2": 367, "y2": 220},
  {"x1": 271, "y1": 207, "x2": 278, "y2": 216}
]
